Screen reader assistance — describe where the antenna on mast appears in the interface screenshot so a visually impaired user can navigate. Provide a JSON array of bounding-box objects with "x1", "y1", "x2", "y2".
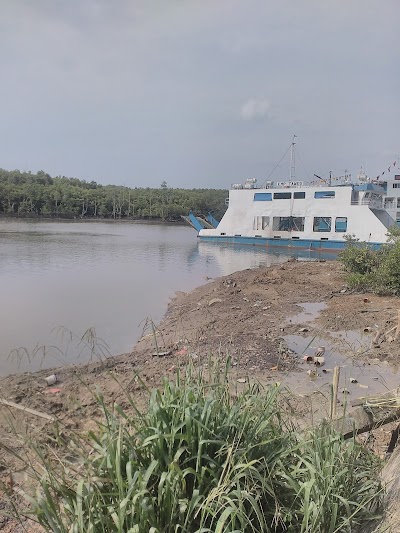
[{"x1": 290, "y1": 135, "x2": 297, "y2": 182}]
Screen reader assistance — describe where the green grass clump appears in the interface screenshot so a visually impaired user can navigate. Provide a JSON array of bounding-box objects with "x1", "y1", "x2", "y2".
[{"x1": 24, "y1": 365, "x2": 382, "y2": 532}]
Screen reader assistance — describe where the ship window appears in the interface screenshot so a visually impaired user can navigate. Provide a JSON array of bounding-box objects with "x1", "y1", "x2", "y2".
[
  {"x1": 254, "y1": 192, "x2": 272, "y2": 201},
  {"x1": 335, "y1": 217, "x2": 347, "y2": 232},
  {"x1": 220, "y1": 232, "x2": 226, "y2": 236},
  {"x1": 397, "y1": 199, "x2": 400, "y2": 208},
  {"x1": 293, "y1": 191, "x2": 306, "y2": 199},
  {"x1": 396, "y1": 212, "x2": 400, "y2": 222},
  {"x1": 385, "y1": 197, "x2": 395, "y2": 208},
  {"x1": 273, "y1": 217, "x2": 290, "y2": 231},
  {"x1": 292, "y1": 236, "x2": 300, "y2": 240},
  {"x1": 315, "y1": 191, "x2": 335, "y2": 199},
  {"x1": 253, "y1": 216, "x2": 269, "y2": 230},
  {"x1": 273, "y1": 216, "x2": 305, "y2": 232},
  {"x1": 291, "y1": 217, "x2": 305, "y2": 231},
  {"x1": 393, "y1": 183, "x2": 400, "y2": 188},
  {"x1": 351, "y1": 190, "x2": 360, "y2": 204},
  {"x1": 273, "y1": 192, "x2": 292, "y2": 199},
  {"x1": 313, "y1": 217, "x2": 332, "y2": 232}
]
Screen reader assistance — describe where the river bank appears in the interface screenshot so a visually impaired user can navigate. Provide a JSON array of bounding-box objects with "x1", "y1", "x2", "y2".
[{"x1": 1, "y1": 258, "x2": 400, "y2": 530}]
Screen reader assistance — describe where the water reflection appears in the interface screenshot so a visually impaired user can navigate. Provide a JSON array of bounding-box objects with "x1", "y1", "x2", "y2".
[{"x1": 0, "y1": 220, "x2": 334, "y2": 375}]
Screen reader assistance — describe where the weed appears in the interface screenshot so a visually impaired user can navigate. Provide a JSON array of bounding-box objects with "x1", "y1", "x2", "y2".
[{"x1": 12, "y1": 363, "x2": 383, "y2": 532}]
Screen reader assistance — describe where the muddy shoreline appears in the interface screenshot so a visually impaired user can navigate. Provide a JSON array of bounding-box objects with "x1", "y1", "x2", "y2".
[
  {"x1": 1, "y1": 259, "x2": 400, "y2": 531},
  {"x1": 2, "y1": 259, "x2": 400, "y2": 423}
]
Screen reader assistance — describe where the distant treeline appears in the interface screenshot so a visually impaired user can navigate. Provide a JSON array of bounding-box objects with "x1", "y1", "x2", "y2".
[{"x1": 0, "y1": 169, "x2": 228, "y2": 220}]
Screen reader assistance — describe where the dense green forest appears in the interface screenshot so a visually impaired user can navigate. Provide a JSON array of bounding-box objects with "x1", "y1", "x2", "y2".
[{"x1": 0, "y1": 169, "x2": 228, "y2": 220}]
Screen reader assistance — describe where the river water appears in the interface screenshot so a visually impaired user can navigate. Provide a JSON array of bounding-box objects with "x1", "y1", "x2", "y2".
[{"x1": 0, "y1": 220, "x2": 326, "y2": 375}]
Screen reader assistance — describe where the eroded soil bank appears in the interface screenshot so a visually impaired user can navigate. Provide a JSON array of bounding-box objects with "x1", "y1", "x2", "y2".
[{"x1": 1, "y1": 259, "x2": 400, "y2": 531}]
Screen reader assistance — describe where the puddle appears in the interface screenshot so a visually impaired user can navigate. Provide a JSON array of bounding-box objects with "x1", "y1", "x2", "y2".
[
  {"x1": 287, "y1": 302, "x2": 327, "y2": 325},
  {"x1": 282, "y1": 301, "x2": 399, "y2": 397},
  {"x1": 282, "y1": 332, "x2": 399, "y2": 397}
]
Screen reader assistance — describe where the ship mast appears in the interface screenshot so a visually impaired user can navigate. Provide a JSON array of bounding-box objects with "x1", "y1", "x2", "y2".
[{"x1": 289, "y1": 135, "x2": 297, "y2": 182}]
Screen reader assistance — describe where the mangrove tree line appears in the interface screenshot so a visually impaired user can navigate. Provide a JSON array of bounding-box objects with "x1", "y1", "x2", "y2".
[{"x1": 0, "y1": 169, "x2": 228, "y2": 220}]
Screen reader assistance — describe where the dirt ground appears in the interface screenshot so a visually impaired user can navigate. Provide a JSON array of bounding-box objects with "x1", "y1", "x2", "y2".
[{"x1": 1, "y1": 259, "x2": 400, "y2": 531}]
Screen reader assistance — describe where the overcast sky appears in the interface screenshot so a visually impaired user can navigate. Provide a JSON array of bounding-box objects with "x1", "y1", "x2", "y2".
[{"x1": 0, "y1": 0, "x2": 398, "y2": 188}]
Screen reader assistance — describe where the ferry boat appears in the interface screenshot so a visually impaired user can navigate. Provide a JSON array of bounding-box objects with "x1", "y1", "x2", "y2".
[
  {"x1": 378, "y1": 175, "x2": 400, "y2": 226},
  {"x1": 183, "y1": 144, "x2": 395, "y2": 251}
]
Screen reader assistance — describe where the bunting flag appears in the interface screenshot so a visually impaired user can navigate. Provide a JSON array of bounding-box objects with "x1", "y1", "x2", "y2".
[{"x1": 375, "y1": 159, "x2": 398, "y2": 181}]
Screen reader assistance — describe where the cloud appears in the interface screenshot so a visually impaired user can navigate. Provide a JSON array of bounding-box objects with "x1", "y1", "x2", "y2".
[
  {"x1": 0, "y1": 0, "x2": 398, "y2": 186},
  {"x1": 240, "y1": 99, "x2": 271, "y2": 120}
]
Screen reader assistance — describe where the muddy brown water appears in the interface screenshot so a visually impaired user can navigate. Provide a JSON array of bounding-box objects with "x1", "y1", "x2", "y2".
[
  {"x1": 0, "y1": 220, "x2": 331, "y2": 376},
  {"x1": 281, "y1": 302, "x2": 400, "y2": 397}
]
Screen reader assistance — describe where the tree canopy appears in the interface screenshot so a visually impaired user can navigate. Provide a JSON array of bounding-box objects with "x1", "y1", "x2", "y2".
[{"x1": 0, "y1": 169, "x2": 228, "y2": 221}]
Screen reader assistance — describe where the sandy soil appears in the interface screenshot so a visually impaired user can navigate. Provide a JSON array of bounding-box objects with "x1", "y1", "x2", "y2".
[{"x1": 1, "y1": 259, "x2": 400, "y2": 531}]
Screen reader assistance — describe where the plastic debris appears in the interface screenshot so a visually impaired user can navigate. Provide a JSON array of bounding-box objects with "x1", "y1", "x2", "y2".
[
  {"x1": 342, "y1": 388, "x2": 350, "y2": 394},
  {"x1": 306, "y1": 369, "x2": 318, "y2": 379},
  {"x1": 43, "y1": 387, "x2": 61, "y2": 395},
  {"x1": 314, "y1": 356, "x2": 325, "y2": 366},
  {"x1": 44, "y1": 374, "x2": 57, "y2": 386},
  {"x1": 152, "y1": 351, "x2": 171, "y2": 357},
  {"x1": 237, "y1": 378, "x2": 247, "y2": 383},
  {"x1": 303, "y1": 355, "x2": 313, "y2": 362},
  {"x1": 175, "y1": 347, "x2": 188, "y2": 356},
  {"x1": 349, "y1": 377, "x2": 358, "y2": 384},
  {"x1": 299, "y1": 327, "x2": 309, "y2": 333},
  {"x1": 208, "y1": 298, "x2": 222, "y2": 306}
]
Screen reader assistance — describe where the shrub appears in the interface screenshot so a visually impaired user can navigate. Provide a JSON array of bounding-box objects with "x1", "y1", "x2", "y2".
[
  {"x1": 339, "y1": 228, "x2": 400, "y2": 294},
  {"x1": 22, "y1": 366, "x2": 382, "y2": 532}
]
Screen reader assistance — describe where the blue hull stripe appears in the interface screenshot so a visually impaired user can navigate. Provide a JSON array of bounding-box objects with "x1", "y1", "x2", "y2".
[{"x1": 198, "y1": 235, "x2": 381, "y2": 251}]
